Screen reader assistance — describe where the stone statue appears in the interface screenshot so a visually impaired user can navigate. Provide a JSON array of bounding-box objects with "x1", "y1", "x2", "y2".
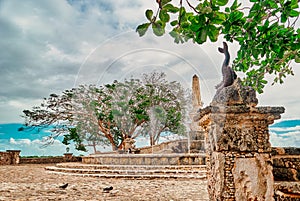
[{"x1": 215, "y1": 42, "x2": 237, "y2": 92}]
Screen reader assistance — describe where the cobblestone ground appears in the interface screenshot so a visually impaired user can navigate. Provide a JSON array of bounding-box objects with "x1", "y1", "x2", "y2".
[{"x1": 0, "y1": 164, "x2": 208, "y2": 201}]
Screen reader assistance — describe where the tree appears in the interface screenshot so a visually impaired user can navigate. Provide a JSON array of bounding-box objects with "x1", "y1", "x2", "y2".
[
  {"x1": 137, "y1": 0, "x2": 300, "y2": 93},
  {"x1": 22, "y1": 86, "x2": 109, "y2": 153},
  {"x1": 140, "y1": 72, "x2": 188, "y2": 145},
  {"x1": 21, "y1": 72, "x2": 189, "y2": 151}
]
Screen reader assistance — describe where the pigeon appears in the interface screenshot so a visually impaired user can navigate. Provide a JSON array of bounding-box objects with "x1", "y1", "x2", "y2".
[
  {"x1": 59, "y1": 183, "x2": 68, "y2": 189},
  {"x1": 103, "y1": 186, "x2": 113, "y2": 193}
]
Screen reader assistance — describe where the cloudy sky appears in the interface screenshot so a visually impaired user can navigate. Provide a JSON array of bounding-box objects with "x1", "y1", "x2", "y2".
[{"x1": 0, "y1": 0, "x2": 299, "y2": 124}]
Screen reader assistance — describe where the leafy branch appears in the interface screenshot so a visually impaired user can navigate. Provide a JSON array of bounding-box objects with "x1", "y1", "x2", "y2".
[{"x1": 137, "y1": 0, "x2": 300, "y2": 93}]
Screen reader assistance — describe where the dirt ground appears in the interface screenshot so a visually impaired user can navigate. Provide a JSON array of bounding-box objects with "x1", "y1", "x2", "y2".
[{"x1": 0, "y1": 164, "x2": 208, "y2": 201}]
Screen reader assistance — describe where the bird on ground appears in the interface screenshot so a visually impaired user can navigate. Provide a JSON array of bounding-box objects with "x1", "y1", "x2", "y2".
[
  {"x1": 103, "y1": 186, "x2": 113, "y2": 193},
  {"x1": 59, "y1": 183, "x2": 68, "y2": 189}
]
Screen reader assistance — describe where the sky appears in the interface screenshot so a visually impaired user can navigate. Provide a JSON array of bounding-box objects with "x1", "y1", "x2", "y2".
[{"x1": 0, "y1": 0, "x2": 299, "y2": 124}]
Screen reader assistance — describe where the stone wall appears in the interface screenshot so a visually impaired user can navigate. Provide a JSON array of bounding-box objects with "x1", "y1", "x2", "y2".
[
  {"x1": 0, "y1": 150, "x2": 21, "y2": 165},
  {"x1": 20, "y1": 155, "x2": 82, "y2": 164},
  {"x1": 0, "y1": 150, "x2": 82, "y2": 165},
  {"x1": 138, "y1": 139, "x2": 204, "y2": 154},
  {"x1": 272, "y1": 147, "x2": 300, "y2": 181}
]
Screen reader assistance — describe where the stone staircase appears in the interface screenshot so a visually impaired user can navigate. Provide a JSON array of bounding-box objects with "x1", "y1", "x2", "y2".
[{"x1": 45, "y1": 162, "x2": 207, "y2": 179}]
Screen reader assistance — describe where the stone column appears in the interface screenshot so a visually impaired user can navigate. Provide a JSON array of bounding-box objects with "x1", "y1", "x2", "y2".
[
  {"x1": 189, "y1": 75, "x2": 205, "y2": 153},
  {"x1": 192, "y1": 74, "x2": 203, "y2": 109},
  {"x1": 196, "y1": 79, "x2": 284, "y2": 201}
]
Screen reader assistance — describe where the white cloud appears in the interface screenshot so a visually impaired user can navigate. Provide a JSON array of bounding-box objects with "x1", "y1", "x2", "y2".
[
  {"x1": 270, "y1": 131, "x2": 300, "y2": 147},
  {"x1": 9, "y1": 138, "x2": 31, "y2": 145},
  {"x1": 3, "y1": 137, "x2": 90, "y2": 156},
  {"x1": 0, "y1": 0, "x2": 299, "y2": 125},
  {"x1": 270, "y1": 125, "x2": 300, "y2": 132}
]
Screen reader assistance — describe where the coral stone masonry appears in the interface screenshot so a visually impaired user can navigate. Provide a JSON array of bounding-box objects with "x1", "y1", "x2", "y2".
[
  {"x1": 0, "y1": 150, "x2": 21, "y2": 165},
  {"x1": 196, "y1": 79, "x2": 285, "y2": 201}
]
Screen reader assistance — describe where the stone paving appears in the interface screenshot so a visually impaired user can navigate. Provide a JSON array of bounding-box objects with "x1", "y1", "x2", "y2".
[{"x1": 0, "y1": 164, "x2": 209, "y2": 201}]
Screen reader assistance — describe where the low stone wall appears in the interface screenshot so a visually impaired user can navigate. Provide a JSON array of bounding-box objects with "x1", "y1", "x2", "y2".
[
  {"x1": 0, "y1": 150, "x2": 82, "y2": 165},
  {"x1": 0, "y1": 150, "x2": 21, "y2": 165},
  {"x1": 138, "y1": 140, "x2": 188, "y2": 154},
  {"x1": 82, "y1": 153, "x2": 206, "y2": 165},
  {"x1": 138, "y1": 139, "x2": 205, "y2": 154},
  {"x1": 272, "y1": 147, "x2": 300, "y2": 181},
  {"x1": 20, "y1": 156, "x2": 82, "y2": 164}
]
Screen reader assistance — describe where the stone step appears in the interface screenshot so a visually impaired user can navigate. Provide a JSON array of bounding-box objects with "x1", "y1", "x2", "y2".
[
  {"x1": 55, "y1": 162, "x2": 207, "y2": 170},
  {"x1": 46, "y1": 171, "x2": 207, "y2": 179},
  {"x1": 45, "y1": 166, "x2": 207, "y2": 175},
  {"x1": 82, "y1": 153, "x2": 206, "y2": 165},
  {"x1": 45, "y1": 162, "x2": 207, "y2": 179},
  {"x1": 274, "y1": 181, "x2": 300, "y2": 200}
]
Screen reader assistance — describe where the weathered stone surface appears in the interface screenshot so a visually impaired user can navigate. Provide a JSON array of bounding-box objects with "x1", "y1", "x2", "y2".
[
  {"x1": 272, "y1": 154, "x2": 300, "y2": 182},
  {"x1": 203, "y1": 110, "x2": 283, "y2": 153},
  {"x1": 272, "y1": 147, "x2": 300, "y2": 156},
  {"x1": 274, "y1": 181, "x2": 300, "y2": 200},
  {"x1": 207, "y1": 152, "x2": 225, "y2": 200},
  {"x1": 0, "y1": 150, "x2": 21, "y2": 165},
  {"x1": 0, "y1": 164, "x2": 209, "y2": 200},
  {"x1": 211, "y1": 79, "x2": 258, "y2": 107},
  {"x1": 83, "y1": 153, "x2": 206, "y2": 165},
  {"x1": 198, "y1": 74, "x2": 285, "y2": 200},
  {"x1": 232, "y1": 153, "x2": 274, "y2": 201}
]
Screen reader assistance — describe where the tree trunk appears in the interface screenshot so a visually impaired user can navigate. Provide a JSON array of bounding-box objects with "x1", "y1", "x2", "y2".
[{"x1": 92, "y1": 141, "x2": 97, "y2": 153}]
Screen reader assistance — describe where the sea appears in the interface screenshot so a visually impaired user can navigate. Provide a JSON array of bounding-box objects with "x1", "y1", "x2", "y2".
[{"x1": 0, "y1": 119, "x2": 299, "y2": 156}]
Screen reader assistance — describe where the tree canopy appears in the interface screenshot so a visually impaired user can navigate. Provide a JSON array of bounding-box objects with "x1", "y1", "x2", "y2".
[
  {"x1": 137, "y1": 0, "x2": 299, "y2": 93},
  {"x1": 21, "y1": 72, "x2": 189, "y2": 152}
]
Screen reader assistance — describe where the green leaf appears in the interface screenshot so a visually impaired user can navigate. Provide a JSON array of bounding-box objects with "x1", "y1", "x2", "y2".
[
  {"x1": 261, "y1": 79, "x2": 268, "y2": 84},
  {"x1": 164, "y1": 4, "x2": 179, "y2": 13},
  {"x1": 289, "y1": 10, "x2": 299, "y2": 17},
  {"x1": 170, "y1": 20, "x2": 178, "y2": 26},
  {"x1": 196, "y1": 28, "x2": 207, "y2": 44},
  {"x1": 208, "y1": 25, "x2": 219, "y2": 42},
  {"x1": 136, "y1": 23, "x2": 150, "y2": 37},
  {"x1": 145, "y1": 9, "x2": 153, "y2": 21},
  {"x1": 213, "y1": 0, "x2": 229, "y2": 6},
  {"x1": 229, "y1": 11, "x2": 244, "y2": 23},
  {"x1": 291, "y1": 0, "x2": 299, "y2": 9},
  {"x1": 152, "y1": 21, "x2": 165, "y2": 36},
  {"x1": 190, "y1": 23, "x2": 201, "y2": 32},
  {"x1": 161, "y1": 0, "x2": 172, "y2": 7},
  {"x1": 295, "y1": 54, "x2": 300, "y2": 63},
  {"x1": 136, "y1": 25, "x2": 150, "y2": 38},
  {"x1": 230, "y1": 0, "x2": 241, "y2": 10},
  {"x1": 281, "y1": 13, "x2": 288, "y2": 23},
  {"x1": 159, "y1": 10, "x2": 170, "y2": 22},
  {"x1": 211, "y1": 11, "x2": 226, "y2": 24}
]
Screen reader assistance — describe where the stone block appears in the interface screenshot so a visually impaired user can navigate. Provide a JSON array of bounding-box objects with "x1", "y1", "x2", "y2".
[{"x1": 232, "y1": 153, "x2": 274, "y2": 200}]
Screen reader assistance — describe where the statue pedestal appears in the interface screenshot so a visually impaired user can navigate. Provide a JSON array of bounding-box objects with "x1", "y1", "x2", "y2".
[{"x1": 197, "y1": 80, "x2": 284, "y2": 201}]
